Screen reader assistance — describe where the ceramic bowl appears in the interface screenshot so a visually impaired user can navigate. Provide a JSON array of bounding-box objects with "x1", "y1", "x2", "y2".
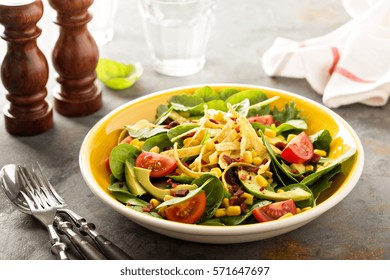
[{"x1": 79, "y1": 84, "x2": 364, "y2": 244}]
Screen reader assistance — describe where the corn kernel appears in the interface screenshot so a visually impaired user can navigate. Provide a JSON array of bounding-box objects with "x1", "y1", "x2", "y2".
[
  {"x1": 253, "y1": 156, "x2": 263, "y2": 166},
  {"x1": 251, "y1": 150, "x2": 257, "y2": 158},
  {"x1": 130, "y1": 139, "x2": 144, "y2": 150},
  {"x1": 256, "y1": 174, "x2": 268, "y2": 187},
  {"x1": 163, "y1": 195, "x2": 174, "y2": 201},
  {"x1": 296, "y1": 208, "x2": 302, "y2": 214},
  {"x1": 226, "y1": 206, "x2": 241, "y2": 216},
  {"x1": 149, "y1": 146, "x2": 160, "y2": 154},
  {"x1": 287, "y1": 134, "x2": 297, "y2": 143},
  {"x1": 222, "y1": 198, "x2": 230, "y2": 208},
  {"x1": 263, "y1": 170, "x2": 273, "y2": 178},
  {"x1": 157, "y1": 206, "x2": 167, "y2": 218},
  {"x1": 264, "y1": 128, "x2": 276, "y2": 138},
  {"x1": 314, "y1": 149, "x2": 327, "y2": 157},
  {"x1": 305, "y1": 165, "x2": 314, "y2": 172},
  {"x1": 214, "y1": 208, "x2": 227, "y2": 218},
  {"x1": 277, "y1": 189, "x2": 285, "y2": 193},
  {"x1": 210, "y1": 167, "x2": 222, "y2": 178},
  {"x1": 149, "y1": 198, "x2": 161, "y2": 208},
  {"x1": 278, "y1": 212, "x2": 294, "y2": 219},
  {"x1": 240, "y1": 192, "x2": 254, "y2": 205},
  {"x1": 302, "y1": 207, "x2": 312, "y2": 212},
  {"x1": 243, "y1": 151, "x2": 253, "y2": 164},
  {"x1": 267, "y1": 178, "x2": 274, "y2": 184}
]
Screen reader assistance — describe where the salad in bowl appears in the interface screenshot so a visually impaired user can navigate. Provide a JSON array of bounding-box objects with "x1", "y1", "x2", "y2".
[{"x1": 103, "y1": 85, "x2": 357, "y2": 226}]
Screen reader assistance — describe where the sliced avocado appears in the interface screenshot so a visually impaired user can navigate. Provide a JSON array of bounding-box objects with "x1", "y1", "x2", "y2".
[
  {"x1": 125, "y1": 160, "x2": 146, "y2": 196},
  {"x1": 238, "y1": 169, "x2": 311, "y2": 201},
  {"x1": 133, "y1": 167, "x2": 198, "y2": 200}
]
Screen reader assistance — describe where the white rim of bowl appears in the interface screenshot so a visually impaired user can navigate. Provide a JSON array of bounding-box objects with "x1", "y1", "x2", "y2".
[{"x1": 79, "y1": 83, "x2": 364, "y2": 236}]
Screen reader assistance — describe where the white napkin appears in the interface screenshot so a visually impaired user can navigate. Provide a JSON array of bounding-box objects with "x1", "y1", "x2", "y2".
[{"x1": 262, "y1": 0, "x2": 390, "y2": 108}]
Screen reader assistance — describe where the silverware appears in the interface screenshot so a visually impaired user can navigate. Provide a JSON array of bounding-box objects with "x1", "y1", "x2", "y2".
[
  {"x1": 0, "y1": 164, "x2": 69, "y2": 260},
  {"x1": 22, "y1": 164, "x2": 107, "y2": 260},
  {"x1": 32, "y1": 162, "x2": 133, "y2": 260}
]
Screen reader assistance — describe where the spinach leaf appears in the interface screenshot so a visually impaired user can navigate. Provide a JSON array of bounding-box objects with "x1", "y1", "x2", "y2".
[
  {"x1": 154, "y1": 106, "x2": 173, "y2": 125},
  {"x1": 205, "y1": 99, "x2": 228, "y2": 112},
  {"x1": 127, "y1": 205, "x2": 162, "y2": 219},
  {"x1": 218, "y1": 88, "x2": 240, "y2": 100},
  {"x1": 301, "y1": 147, "x2": 356, "y2": 186},
  {"x1": 201, "y1": 218, "x2": 226, "y2": 226},
  {"x1": 225, "y1": 89, "x2": 268, "y2": 106},
  {"x1": 169, "y1": 95, "x2": 204, "y2": 112},
  {"x1": 272, "y1": 101, "x2": 302, "y2": 123},
  {"x1": 193, "y1": 174, "x2": 225, "y2": 224},
  {"x1": 109, "y1": 144, "x2": 140, "y2": 180},
  {"x1": 167, "y1": 175, "x2": 194, "y2": 184},
  {"x1": 220, "y1": 200, "x2": 271, "y2": 225},
  {"x1": 142, "y1": 133, "x2": 173, "y2": 152},
  {"x1": 310, "y1": 164, "x2": 341, "y2": 205},
  {"x1": 309, "y1": 129, "x2": 332, "y2": 154},
  {"x1": 108, "y1": 182, "x2": 149, "y2": 206},
  {"x1": 193, "y1": 86, "x2": 219, "y2": 102},
  {"x1": 167, "y1": 123, "x2": 199, "y2": 142},
  {"x1": 96, "y1": 59, "x2": 142, "y2": 90},
  {"x1": 275, "y1": 119, "x2": 307, "y2": 135},
  {"x1": 247, "y1": 96, "x2": 279, "y2": 117}
]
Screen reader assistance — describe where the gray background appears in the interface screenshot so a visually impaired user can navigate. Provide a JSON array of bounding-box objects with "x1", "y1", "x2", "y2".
[{"x1": 1, "y1": 0, "x2": 389, "y2": 260}]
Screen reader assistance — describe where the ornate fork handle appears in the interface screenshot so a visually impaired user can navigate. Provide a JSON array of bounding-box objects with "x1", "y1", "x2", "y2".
[
  {"x1": 47, "y1": 224, "x2": 69, "y2": 260},
  {"x1": 58, "y1": 208, "x2": 133, "y2": 260}
]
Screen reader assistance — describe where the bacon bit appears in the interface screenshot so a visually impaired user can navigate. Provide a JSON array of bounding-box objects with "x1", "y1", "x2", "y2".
[
  {"x1": 142, "y1": 203, "x2": 155, "y2": 212},
  {"x1": 171, "y1": 189, "x2": 189, "y2": 197},
  {"x1": 290, "y1": 169, "x2": 299, "y2": 174},
  {"x1": 260, "y1": 187, "x2": 265, "y2": 192},
  {"x1": 229, "y1": 184, "x2": 239, "y2": 194},
  {"x1": 230, "y1": 197, "x2": 246, "y2": 206},
  {"x1": 242, "y1": 165, "x2": 259, "y2": 173},
  {"x1": 261, "y1": 158, "x2": 269, "y2": 165},
  {"x1": 167, "y1": 179, "x2": 178, "y2": 188},
  {"x1": 275, "y1": 142, "x2": 287, "y2": 150},
  {"x1": 230, "y1": 117, "x2": 237, "y2": 122},
  {"x1": 164, "y1": 121, "x2": 179, "y2": 129},
  {"x1": 210, "y1": 119, "x2": 219, "y2": 124},
  {"x1": 307, "y1": 154, "x2": 321, "y2": 165},
  {"x1": 274, "y1": 120, "x2": 282, "y2": 127},
  {"x1": 235, "y1": 125, "x2": 240, "y2": 133},
  {"x1": 240, "y1": 203, "x2": 248, "y2": 214},
  {"x1": 233, "y1": 188, "x2": 244, "y2": 196}
]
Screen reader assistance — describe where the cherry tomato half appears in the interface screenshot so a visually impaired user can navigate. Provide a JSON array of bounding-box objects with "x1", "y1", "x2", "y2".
[
  {"x1": 135, "y1": 151, "x2": 178, "y2": 178},
  {"x1": 165, "y1": 192, "x2": 206, "y2": 224},
  {"x1": 280, "y1": 131, "x2": 314, "y2": 164},
  {"x1": 253, "y1": 199, "x2": 297, "y2": 223},
  {"x1": 247, "y1": 115, "x2": 274, "y2": 125}
]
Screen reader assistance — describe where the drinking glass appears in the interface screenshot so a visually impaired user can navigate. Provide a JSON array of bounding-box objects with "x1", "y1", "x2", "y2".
[
  {"x1": 89, "y1": 0, "x2": 118, "y2": 46},
  {"x1": 138, "y1": 0, "x2": 216, "y2": 77}
]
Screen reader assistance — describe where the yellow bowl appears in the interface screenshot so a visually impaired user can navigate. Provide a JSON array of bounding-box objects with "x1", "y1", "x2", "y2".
[{"x1": 79, "y1": 84, "x2": 364, "y2": 243}]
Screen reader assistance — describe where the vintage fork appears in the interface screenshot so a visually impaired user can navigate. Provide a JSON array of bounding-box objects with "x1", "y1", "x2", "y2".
[
  {"x1": 31, "y1": 162, "x2": 132, "y2": 260},
  {"x1": 22, "y1": 164, "x2": 107, "y2": 260},
  {"x1": 18, "y1": 166, "x2": 69, "y2": 260}
]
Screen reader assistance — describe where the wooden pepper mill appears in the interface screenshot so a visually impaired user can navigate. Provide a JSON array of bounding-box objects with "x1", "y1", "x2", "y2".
[
  {"x1": 0, "y1": 0, "x2": 53, "y2": 136},
  {"x1": 49, "y1": 0, "x2": 102, "y2": 117}
]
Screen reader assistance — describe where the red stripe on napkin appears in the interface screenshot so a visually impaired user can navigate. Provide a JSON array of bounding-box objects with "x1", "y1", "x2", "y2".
[
  {"x1": 334, "y1": 67, "x2": 374, "y2": 83},
  {"x1": 329, "y1": 47, "x2": 340, "y2": 75}
]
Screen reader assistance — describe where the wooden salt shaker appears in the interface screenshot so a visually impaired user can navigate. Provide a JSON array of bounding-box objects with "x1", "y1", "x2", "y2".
[
  {"x1": 49, "y1": 0, "x2": 102, "y2": 117},
  {"x1": 0, "y1": 0, "x2": 53, "y2": 136}
]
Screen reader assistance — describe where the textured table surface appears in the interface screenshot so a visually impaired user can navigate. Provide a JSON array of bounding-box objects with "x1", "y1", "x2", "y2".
[{"x1": 1, "y1": 0, "x2": 389, "y2": 260}]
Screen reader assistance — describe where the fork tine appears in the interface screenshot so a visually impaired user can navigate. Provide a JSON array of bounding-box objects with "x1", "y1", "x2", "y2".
[
  {"x1": 18, "y1": 166, "x2": 44, "y2": 209},
  {"x1": 33, "y1": 162, "x2": 65, "y2": 205},
  {"x1": 20, "y1": 190, "x2": 37, "y2": 211}
]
